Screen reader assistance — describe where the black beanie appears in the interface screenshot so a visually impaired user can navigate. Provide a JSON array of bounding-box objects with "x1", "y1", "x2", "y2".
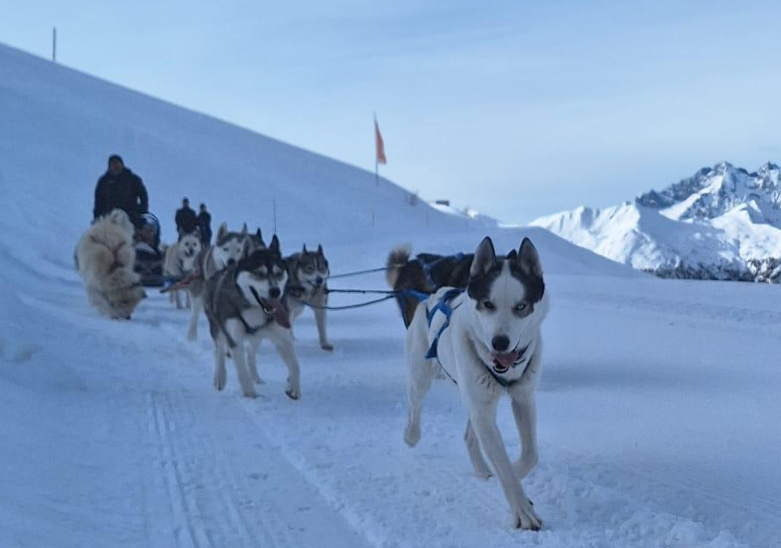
[{"x1": 108, "y1": 154, "x2": 124, "y2": 167}]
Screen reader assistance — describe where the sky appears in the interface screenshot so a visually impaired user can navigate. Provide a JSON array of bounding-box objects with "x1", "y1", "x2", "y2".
[{"x1": 2, "y1": 0, "x2": 781, "y2": 224}]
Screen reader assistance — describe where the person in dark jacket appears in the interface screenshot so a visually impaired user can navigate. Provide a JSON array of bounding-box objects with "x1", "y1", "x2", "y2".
[
  {"x1": 175, "y1": 197, "x2": 198, "y2": 239},
  {"x1": 197, "y1": 203, "x2": 212, "y2": 246},
  {"x1": 93, "y1": 154, "x2": 148, "y2": 229}
]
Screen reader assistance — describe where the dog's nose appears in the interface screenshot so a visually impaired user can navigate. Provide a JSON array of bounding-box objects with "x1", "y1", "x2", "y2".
[
  {"x1": 315, "y1": 276, "x2": 323, "y2": 285},
  {"x1": 491, "y1": 335, "x2": 510, "y2": 352},
  {"x1": 227, "y1": 259, "x2": 236, "y2": 266},
  {"x1": 269, "y1": 287, "x2": 281, "y2": 299}
]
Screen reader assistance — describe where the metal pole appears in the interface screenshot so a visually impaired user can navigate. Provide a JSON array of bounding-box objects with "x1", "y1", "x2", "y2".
[
  {"x1": 272, "y1": 199, "x2": 277, "y2": 234},
  {"x1": 52, "y1": 27, "x2": 57, "y2": 63}
]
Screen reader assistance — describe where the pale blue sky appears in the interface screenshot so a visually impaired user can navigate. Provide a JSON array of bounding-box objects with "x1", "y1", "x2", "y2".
[{"x1": 2, "y1": 1, "x2": 780, "y2": 223}]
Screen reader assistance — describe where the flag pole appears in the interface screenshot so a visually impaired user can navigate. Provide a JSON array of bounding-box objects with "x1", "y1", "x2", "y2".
[{"x1": 374, "y1": 112, "x2": 379, "y2": 187}]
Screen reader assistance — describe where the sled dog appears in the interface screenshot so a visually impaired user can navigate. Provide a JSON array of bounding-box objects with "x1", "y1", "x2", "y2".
[
  {"x1": 164, "y1": 232, "x2": 202, "y2": 309},
  {"x1": 386, "y1": 246, "x2": 474, "y2": 327},
  {"x1": 284, "y1": 244, "x2": 333, "y2": 350},
  {"x1": 187, "y1": 222, "x2": 250, "y2": 340},
  {"x1": 203, "y1": 235, "x2": 302, "y2": 399},
  {"x1": 75, "y1": 209, "x2": 146, "y2": 319},
  {"x1": 404, "y1": 236, "x2": 548, "y2": 530}
]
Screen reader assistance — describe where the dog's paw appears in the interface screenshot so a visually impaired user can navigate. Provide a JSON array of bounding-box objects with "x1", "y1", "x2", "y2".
[
  {"x1": 404, "y1": 423, "x2": 421, "y2": 447},
  {"x1": 320, "y1": 342, "x2": 334, "y2": 351},
  {"x1": 511, "y1": 499, "x2": 542, "y2": 531},
  {"x1": 473, "y1": 466, "x2": 493, "y2": 480},
  {"x1": 213, "y1": 369, "x2": 226, "y2": 391},
  {"x1": 242, "y1": 389, "x2": 257, "y2": 399},
  {"x1": 285, "y1": 378, "x2": 301, "y2": 400}
]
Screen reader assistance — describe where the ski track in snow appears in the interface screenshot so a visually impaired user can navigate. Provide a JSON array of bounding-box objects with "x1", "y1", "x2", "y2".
[{"x1": 5, "y1": 254, "x2": 781, "y2": 548}]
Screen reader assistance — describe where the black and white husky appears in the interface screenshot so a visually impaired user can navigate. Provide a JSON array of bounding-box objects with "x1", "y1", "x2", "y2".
[
  {"x1": 284, "y1": 244, "x2": 333, "y2": 351},
  {"x1": 203, "y1": 235, "x2": 302, "y2": 400},
  {"x1": 187, "y1": 223, "x2": 251, "y2": 340},
  {"x1": 404, "y1": 236, "x2": 549, "y2": 530}
]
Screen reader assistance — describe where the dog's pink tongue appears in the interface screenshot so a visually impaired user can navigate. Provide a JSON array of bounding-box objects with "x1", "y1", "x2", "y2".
[
  {"x1": 493, "y1": 351, "x2": 518, "y2": 370},
  {"x1": 268, "y1": 298, "x2": 291, "y2": 329}
]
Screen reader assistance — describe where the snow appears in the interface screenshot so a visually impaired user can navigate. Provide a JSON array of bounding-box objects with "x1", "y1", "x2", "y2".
[
  {"x1": 530, "y1": 162, "x2": 781, "y2": 280},
  {"x1": 2, "y1": 41, "x2": 781, "y2": 548}
]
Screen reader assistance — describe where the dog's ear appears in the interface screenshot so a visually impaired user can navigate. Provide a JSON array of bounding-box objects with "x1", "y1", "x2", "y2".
[
  {"x1": 240, "y1": 223, "x2": 248, "y2": 236},
  {"x1": 506, "y1": 249, "x2": 517, "y2": 260},
  {"x1": 216, "y1": 222, "x2": 228, "y2": 241},
  {"x1": 317, "y1": 244, "x2": 324, "y2": 256},
  {"x1": 270, "y1": 234, "x2": 280, "y2": 253},
  {"x1": 470, "y1": 236, "x2": 497, "y2": 277},
  {"x1": 302, "y1": 244, "x2": 308, "y2": 254},
  {"x1": 516, "y1": 238, "x2": 543, "y2": 278}
]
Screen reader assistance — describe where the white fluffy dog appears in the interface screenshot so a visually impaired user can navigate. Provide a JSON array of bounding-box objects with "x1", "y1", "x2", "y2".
[
  {"x1": 163, "y1": 232, "x2": 203, "y2": 309},
  {"x1": 75, "y1": 209, "x2": 146, "y2": 319}
]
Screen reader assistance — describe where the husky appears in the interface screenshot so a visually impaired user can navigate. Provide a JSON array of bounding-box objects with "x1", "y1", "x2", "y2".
[
  {"x1": 75, "y1": 209, "x2": 146, "y2": 319},
  {"x1": 386, "y1": 246, "x2": 474, "y2": 327},
  {"x1": 403, "y1": 236, "x2": 548, "y2": 530},
  {"x1": 204, "y1": 235, "x2": 301, "y2": 400},
  {"x1": 284, "y1": 244, "x2": 333, "y2": 351},
  {"x1": 249, "y1": 228, "x2": 266, "y2": 251},
  {"x1": 163, "y1": 232, "x2": 203, "y2": 309},
  {"x1": 186, "y1": 222, "x2": 250, "y2": 341}
]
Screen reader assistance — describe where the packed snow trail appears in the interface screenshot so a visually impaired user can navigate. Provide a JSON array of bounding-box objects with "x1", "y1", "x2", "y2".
[{"x1": 3, "y1": 243, "x2": 780, "y2": 547}]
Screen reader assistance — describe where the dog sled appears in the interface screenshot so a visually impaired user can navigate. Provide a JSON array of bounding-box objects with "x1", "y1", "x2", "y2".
[{"x1": 134, "y1": 212, "x2": 166, "y2": 287}]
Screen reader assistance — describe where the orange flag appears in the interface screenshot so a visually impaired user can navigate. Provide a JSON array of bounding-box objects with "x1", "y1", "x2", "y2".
[{"x1": 374, "y1": 118, "x2": 387, "y2": 165}]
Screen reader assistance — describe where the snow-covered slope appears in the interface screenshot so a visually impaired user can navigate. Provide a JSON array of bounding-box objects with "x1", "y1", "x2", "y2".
[
  {"x1": 2, "y1": 42, "x2": 781, "y2": 548},
  {"x1": 531, "y1": 162, "x2": 781, "y2": 281}
]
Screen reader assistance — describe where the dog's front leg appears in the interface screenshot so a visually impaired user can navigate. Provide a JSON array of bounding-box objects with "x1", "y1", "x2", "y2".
[
  {"x1": 228, "y1": 330, "x2": 256, "y2": 399},
  {"x1": 313, "y1": 305, "x2": 333, "y2": 351},
  {"x1": 273, "y1": 330, "x2": 301, "y2": 400},
  {"x1": 245, "y1": 337, "x2": 265, "y2": 385},
  {"x1": 469, "y1": 406, "x2": 542, "y2": 530},
  {"x1": 213, "y1": 336, "x2": 227, "y2": 391},
  {"x1": 510, "y1": 393, "x2": 539, "y2": 480},
  {"x1": 187, "y1": 294, "x2": 202, "y2": 340},
  {"x1": 464, "y1": 419, "x2": 492, "y2": 479}
]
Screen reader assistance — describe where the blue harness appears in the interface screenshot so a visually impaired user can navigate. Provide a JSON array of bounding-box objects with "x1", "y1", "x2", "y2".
[{"x1": 423, "y1": 288, "x2": 530, "y2": 388}]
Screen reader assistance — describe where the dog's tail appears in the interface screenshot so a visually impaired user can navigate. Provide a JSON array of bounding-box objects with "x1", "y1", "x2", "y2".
[{"x1": 386, "y1": 244, "x2": 411, "y2": 289}]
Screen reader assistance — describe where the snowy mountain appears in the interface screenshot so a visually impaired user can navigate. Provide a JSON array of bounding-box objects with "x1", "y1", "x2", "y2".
[
  {"x1": 531, "y1": 162, "x2": 781, "y2": 282},
  {"x1": 2, "y1": 41, "x2": 781, "y2": 548}
]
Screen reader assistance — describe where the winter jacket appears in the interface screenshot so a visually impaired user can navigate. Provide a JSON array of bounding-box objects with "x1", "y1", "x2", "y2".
[
  {"x1": 197, "y1": 211, "x2": 212, "y2": 243},
  {"x1": 93, "y1": 168, "x2": 148, "y2": 225},
  {"x1": 175, "y1": 206, "x2": 199, "y2": 236}
]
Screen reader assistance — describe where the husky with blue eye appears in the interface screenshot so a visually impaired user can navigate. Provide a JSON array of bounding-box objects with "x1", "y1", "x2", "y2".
[{"x1": 403, "y1": 236, "x2": 549, "y2": 531}]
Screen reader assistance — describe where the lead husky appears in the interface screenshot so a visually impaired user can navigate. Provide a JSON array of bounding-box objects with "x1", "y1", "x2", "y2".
[
  {"x1": 164, "y1": 232, "x2": 203, "y2": 309},
  {"x1": 404, "y1": 236, "x2": 548, "y2": 530},
  {"x1": 204, "y1": 236, "x2": 301, "y2": 400},
  {"x1": 187, "y1": 222, "x2": 250, "y2": 340},
  {"x1": 284, "y1": 244, "x2": 333, "y2": 351}
]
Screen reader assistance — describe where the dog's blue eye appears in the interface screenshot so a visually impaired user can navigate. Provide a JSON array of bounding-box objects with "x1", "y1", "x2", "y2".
[
  {"x1": 483, "y1": 300, "x2": 495, "y2": 310},
  {"x1": 515, "y1": 303, "x2": 527, "y2": 311}
]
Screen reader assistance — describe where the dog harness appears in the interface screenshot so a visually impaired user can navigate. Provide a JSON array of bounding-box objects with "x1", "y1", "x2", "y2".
[
  {"x1": 424, "y1": 288, "x2": 531, "y2": 388},
  {"x1": 424, "y1": 288, "x2": 464, "y2": 384}
]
